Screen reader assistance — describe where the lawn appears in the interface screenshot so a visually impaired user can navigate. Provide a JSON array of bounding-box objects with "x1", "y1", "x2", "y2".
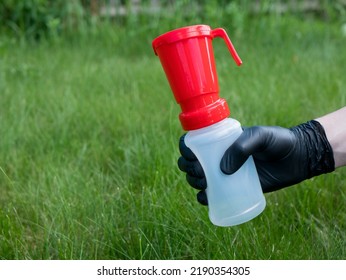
[{"x1": 0, "y1": 15, "x2": 346, "y2": 259}]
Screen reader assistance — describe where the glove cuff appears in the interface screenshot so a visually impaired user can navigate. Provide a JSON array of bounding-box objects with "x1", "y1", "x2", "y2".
[{"x1": 291, "y1": 120, "x2": 335, "y2": 179}]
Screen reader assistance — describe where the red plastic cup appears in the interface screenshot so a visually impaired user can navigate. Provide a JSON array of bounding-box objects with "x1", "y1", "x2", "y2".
[{"x1": 152, "y1": 25, "x2": 242, "y2": 130}]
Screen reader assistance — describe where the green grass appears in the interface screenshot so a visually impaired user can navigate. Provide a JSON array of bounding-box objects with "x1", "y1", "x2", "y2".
[{"x1": 1, "y1": 15, "x2": 346, "y2": 259}]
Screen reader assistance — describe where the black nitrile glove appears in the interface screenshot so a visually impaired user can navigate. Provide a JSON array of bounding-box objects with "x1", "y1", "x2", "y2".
[{"x1": 178, "y1": 120, "x2": 335, "y2": 205}]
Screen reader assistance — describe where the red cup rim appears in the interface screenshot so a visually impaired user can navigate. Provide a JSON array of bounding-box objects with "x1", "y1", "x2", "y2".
[{"x1": 152, "y1": 25, "x2": 212, "y2": 54}]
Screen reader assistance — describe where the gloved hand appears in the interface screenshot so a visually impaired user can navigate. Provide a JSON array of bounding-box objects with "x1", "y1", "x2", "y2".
[{"x1": 178, "y1": 120, "x2": 335, "y2": 205}]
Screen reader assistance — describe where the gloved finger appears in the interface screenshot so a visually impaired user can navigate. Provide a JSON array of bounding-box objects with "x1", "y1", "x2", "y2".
[
  {"x1": 178, "y1": 156, "x2": 205, "y2": 178},
  {"x1": 197, "y1": 190, "x2": 208, "y2": 206},
  {"x1": 220, "y1": 126, "x2": 268, "y2": 175},
  {"x1": 179, "y1": 134, "x2": 197, "y2": 160},
  {"x1": 186, "y1": 174, "x2": 207, "y2": 190}
]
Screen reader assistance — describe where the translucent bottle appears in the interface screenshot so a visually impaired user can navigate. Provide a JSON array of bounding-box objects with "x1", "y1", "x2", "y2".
[
  {"x1": 185, "y1": 118, "x2": 265, "y2": 226},
  {"x1": 152, "y1": 25, "x2": 266, "y2": 226}
]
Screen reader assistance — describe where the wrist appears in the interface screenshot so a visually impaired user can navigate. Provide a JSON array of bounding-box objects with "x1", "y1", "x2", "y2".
[{"x1": 315, "y1": 107, "x2": 346, "y2": 168}]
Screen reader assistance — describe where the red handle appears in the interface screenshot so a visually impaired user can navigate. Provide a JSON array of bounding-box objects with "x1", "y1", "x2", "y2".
[{"x1": 211, "y1": 28, "x2": 242, "y2": 66}]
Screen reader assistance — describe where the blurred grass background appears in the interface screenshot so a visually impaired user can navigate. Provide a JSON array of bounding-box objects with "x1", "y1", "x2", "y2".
[{"x1": 1, "y1": 0, "x2": 346, "y2": 259}]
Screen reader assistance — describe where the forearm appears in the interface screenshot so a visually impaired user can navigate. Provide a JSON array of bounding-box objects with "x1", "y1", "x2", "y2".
[{"x1": 315, "y1": 106, "x2": 346, "y2": 168}]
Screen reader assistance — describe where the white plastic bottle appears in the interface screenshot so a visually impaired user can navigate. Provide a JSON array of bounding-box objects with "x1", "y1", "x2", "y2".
[{"x1": 184, "y1": 118, "x2": 266, "y2": 227}]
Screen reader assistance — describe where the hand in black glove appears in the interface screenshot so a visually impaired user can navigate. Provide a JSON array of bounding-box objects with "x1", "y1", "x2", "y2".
[{"x1": 178, "y1": 120, "x2": 335, "y2": 205}]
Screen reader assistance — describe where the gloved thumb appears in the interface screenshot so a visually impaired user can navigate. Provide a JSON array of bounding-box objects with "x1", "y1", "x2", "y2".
[{"x1": 220, "y1": 127, "x2": 264, "y2": 175}]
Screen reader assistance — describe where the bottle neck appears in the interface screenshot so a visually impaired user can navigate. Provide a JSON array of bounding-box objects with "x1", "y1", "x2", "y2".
[
  {"x1": 186, "y1": 118, "x2": 241, "y2": 144},
  {"x1": 179, "y1": 98, "x2": 230, "y2": 131},
  {"x1": 189, "y1": 117, "x2": 230, "y2": 132}
]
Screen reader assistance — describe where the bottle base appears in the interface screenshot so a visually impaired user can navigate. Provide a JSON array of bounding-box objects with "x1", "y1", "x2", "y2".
[{"x1": 209, "y1": 198, "x2": 266, "y2": 227}]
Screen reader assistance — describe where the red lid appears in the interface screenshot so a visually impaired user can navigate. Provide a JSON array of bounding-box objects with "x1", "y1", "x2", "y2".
[{"x1": 180, "y1": 98, "x2": 230, "y2": 130}]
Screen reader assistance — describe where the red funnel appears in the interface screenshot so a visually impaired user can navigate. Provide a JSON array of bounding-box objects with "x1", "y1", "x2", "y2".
[{"x1": 152, "y1": 25, "x2": 242, "y2": 130}]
